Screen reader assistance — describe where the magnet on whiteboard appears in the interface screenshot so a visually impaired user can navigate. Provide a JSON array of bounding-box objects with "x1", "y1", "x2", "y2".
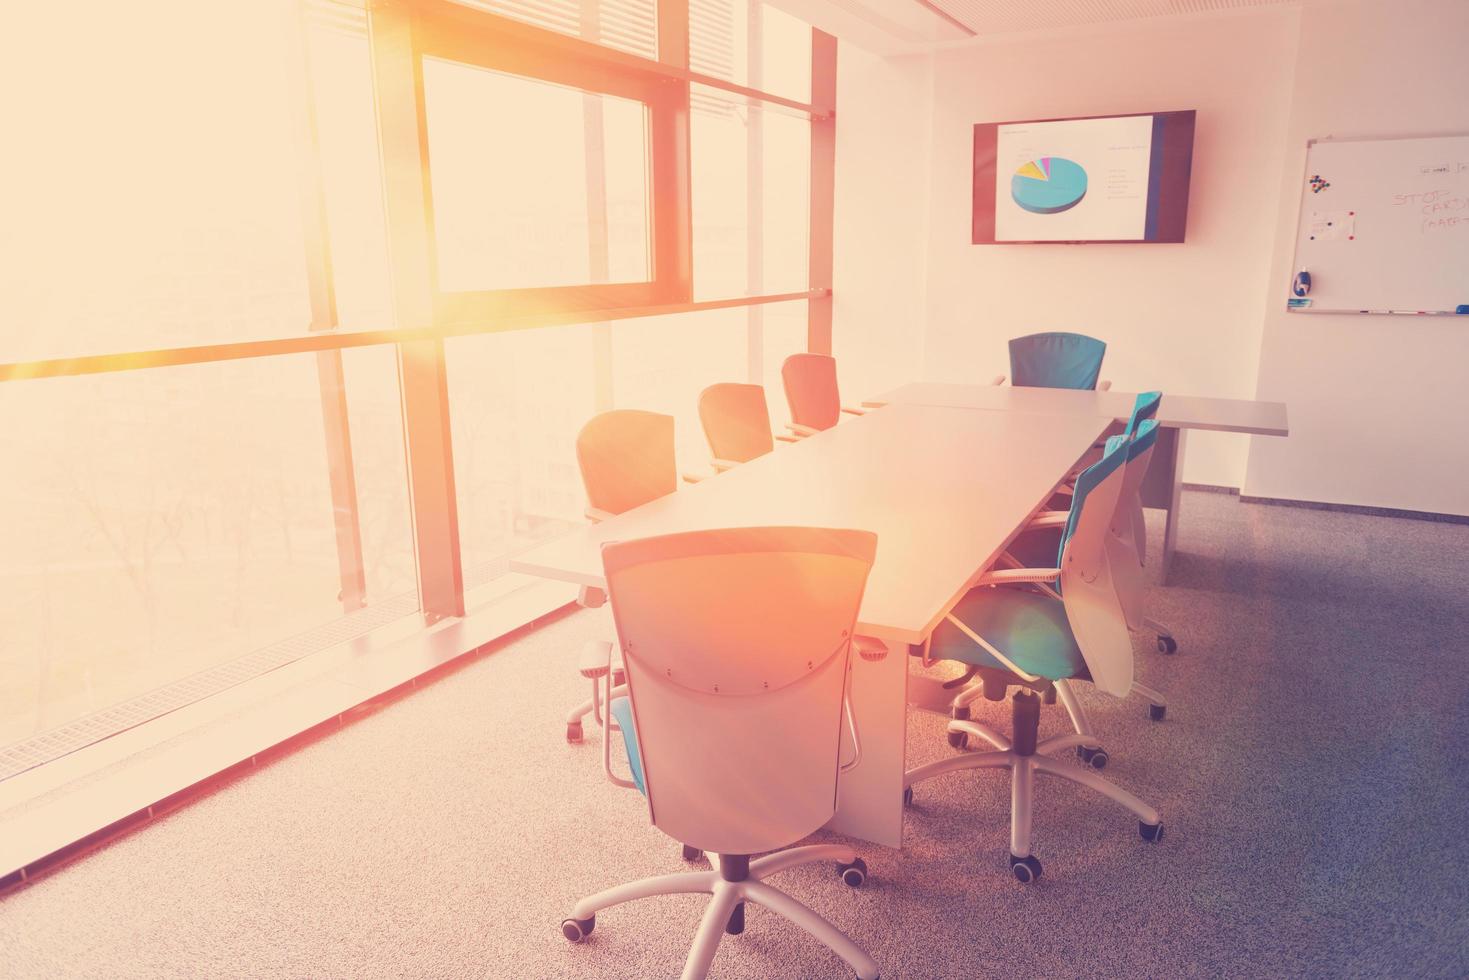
[{"x1": 1292, "y1": 270, "x2": 1312, "y2": 297}]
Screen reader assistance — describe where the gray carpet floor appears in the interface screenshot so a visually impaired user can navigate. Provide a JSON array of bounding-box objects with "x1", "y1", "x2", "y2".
[{"x1": 2, "y1": 491, "x2": 1467, "y2": 979}]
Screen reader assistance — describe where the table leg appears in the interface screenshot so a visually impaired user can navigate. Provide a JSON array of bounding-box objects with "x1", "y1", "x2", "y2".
[
  {"x1": 1138, "y1": 426, "x2": 1187, "y2": 585},
  {"x1": 826, "y1": 626, "x2": 909, "y2": 848},
  {"x1": 1158, "y1": 428, "x2": 1186, "y2": 584}
]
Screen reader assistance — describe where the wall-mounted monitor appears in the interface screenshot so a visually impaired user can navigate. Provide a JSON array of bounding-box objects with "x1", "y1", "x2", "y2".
[{"x1": 972, "y1": 110, "x2": 1196, "y2": 244}]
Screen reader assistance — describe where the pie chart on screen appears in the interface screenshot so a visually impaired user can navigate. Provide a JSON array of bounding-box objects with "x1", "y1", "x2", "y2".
[{"x1": 1010, "y1": 156, "x2": 1088, "y2": 214}]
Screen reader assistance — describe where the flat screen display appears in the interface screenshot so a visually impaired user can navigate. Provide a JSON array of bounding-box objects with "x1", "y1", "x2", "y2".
[{"x1": 972, "y1": 110, "x2": 1196, "y2": 243}]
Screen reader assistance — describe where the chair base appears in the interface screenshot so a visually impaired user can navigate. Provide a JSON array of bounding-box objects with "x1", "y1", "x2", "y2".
[
  {"x1": 1144, "y1": 617, "x2": 1178, "y2": 655},
  {"x1": 565, "y1": 678, "x2": 627, "y2": 743},
  {"x1": 562, "y1": 843, "x2": 879, "y2": 980},
  {"x1": 905, "y1": 691, "x2": 1162, "y2": 879}
]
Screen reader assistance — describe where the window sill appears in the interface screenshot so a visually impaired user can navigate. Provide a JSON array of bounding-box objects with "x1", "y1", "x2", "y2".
[{"x1": 0, "y1": 574, "x2": 576, "y2": 887}]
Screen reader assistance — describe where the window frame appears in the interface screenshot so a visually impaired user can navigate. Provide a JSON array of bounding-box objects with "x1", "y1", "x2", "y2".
[{"x1": 380, "y1": 0, "x2": 693, "y2": 324}]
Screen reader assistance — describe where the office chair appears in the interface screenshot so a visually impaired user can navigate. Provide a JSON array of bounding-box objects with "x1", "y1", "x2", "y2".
[
  {"x1": 561, "y1": 526, "x2": 884, "y2": 980},
  {"x1": 997, "y1": 331, "x2": 1111, "y2": 390},
  {"x1": 1043, "y1": 391, "x2": 1179, "y2": 656},
  {"x1": 1107, "y1": 417, "x2": 1179, "y2": 659},
  {"x1": 903, "y1": 437, "x2": 1164, "y2": 882},
  {"x1": 564, "y1": 410, "x2": 678, "y2": 744},
  {"x1": 975, "y1": 392, "x2": 1172, "y2": 751},
  {"x1": 696, "y1": 382, "x2": 797, "y2": 474},
  {"x1": 780, "y1": 353, "x2": 867, "y2": 437}
]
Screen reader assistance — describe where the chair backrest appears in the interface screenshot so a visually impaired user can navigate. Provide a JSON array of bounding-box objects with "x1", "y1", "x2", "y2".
[
  {"x1": 602, "y1": 526, "x2": 878, "y2": 856},
  {"x1": 575, "y1": 410, "x2": 677, "y2": 516},
  {"x1": 1008, "y1": 332, "x2": 1107, "y2": 390},
  {"x1": 1056, "y1": 437, "x2": 1134, "y2": 697},
  {"x1": 781, "y1": 353, "x2": 842, "y2": 432},
  {"x1": 1107, "y1": 418, "x2": 1160, "y2": 630},
  {"x1": 698, "y1": 383, "x2": 776, "y2": 464},
  {"x1": 1124, "y1": 390, "x2": 1162, "y2": 440}
]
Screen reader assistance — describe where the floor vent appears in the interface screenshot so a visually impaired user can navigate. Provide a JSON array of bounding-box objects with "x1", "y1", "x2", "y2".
[{"x1": 0, "y1": 593, "x2": 421, "y2": 783}]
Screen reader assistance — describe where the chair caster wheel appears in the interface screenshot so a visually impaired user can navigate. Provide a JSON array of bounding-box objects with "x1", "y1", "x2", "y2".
[
  {"x1": 1156, "y1": 635, "x2": 1178, "y2": 655},
  {"x1": 1009, "y1": 854, "x2": 1042, "y2": 883},
  {"x1": 566, "y1": 721, "x2": 583, "y2": 744},
  {"x1": 838, "y1": 857, "x2": 868, "y2": 887},
  {"x1": 946, "y1": 730, "x2": 969, "y2": 750},
  {"x1": 725, "y1": 901, "x2": 745, "y2": 935},
  {"x1": 681, "y1": 844, "x2": 703, "y2": 862},
  {"x1": 951, "y1": 704, "x2": 971, "y2": 721},
  {"x1": 1140, "y1": 820, "x2": 1165, "y2": 843},
  {"x1": 561, "y1": 914, "x2": 595, "y2": 942},
  {"x1": 1148, "y1": 703, "x2": 1166, "y2": 722},
  {"x1": 902, "y1": 786, "x2": 913, "y2": 807},
  {"x1": 1077, "y1": 746, "x2": 1108, "y2": 770}
]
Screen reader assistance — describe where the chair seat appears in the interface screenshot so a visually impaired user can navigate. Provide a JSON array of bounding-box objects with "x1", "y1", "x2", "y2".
[
  {"x1": 930, "y1": 586, "x2": 1088, "y2": 682},
  {"x1": 608, "y1": 697, "x2": 646, "y2": 795}
]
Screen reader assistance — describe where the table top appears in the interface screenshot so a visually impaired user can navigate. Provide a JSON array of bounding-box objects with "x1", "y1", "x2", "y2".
[
  {"x1": 510, "y1": 403, "x2": 1111, "y2": 644},
  {"x1": 862, "y1": 382, "x2": 1289, "y2": 437}
]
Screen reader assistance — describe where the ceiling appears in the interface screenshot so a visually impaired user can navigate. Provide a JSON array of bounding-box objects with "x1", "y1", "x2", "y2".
[{"x1": 912, "y1": 0, "x2": 1311, "y2": 37}]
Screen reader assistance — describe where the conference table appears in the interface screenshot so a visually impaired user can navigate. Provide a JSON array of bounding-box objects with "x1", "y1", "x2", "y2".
[
  {"x1": 862, "y1": 383, "x2": 1290, "y2": 583},
  {"x1": 512, "y1": 402, "x2": 1113, "y2": 848}
]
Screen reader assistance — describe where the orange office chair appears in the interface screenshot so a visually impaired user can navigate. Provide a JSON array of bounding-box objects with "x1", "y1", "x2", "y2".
[
  {"x1": 564, "y1": 410, "x2": 678, "y2": 744},
  {"x1": 780, "y1": 353, "x2": 867, "y2": 437},
  {"x1": 696, "y1": 382, "x2": 796, "y2": 473},
  {"x1": 562, "y1": 526, "x2": 884, "y2": 980}
]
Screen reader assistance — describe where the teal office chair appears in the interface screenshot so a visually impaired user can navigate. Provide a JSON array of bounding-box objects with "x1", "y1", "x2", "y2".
[
  {"x1": 903, "y1": 437, "x2": 1164, "y2": 883},
  {"x1": 562, "y1": 527, "x2": 884, "y2": 980},
  {"x1": 1045, "y1": 391, "x2": 1178, "y2": 656},
  {"x1": 1002, "y1": 331, "x2": 1110, "y2": 390},
  {"x1": 1107, "y1": 417, "x2": 1179, "y2": 658}
]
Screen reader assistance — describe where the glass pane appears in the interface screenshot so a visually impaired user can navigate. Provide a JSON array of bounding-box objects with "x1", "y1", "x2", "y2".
[
  {"x1": 454, "y1": 0, "x2": 658, "y2": 61},
  {"x1": 613, "y1": 306, "x2": 757, "y2": 469},
  {"x1": 306, "y1": 14, "x2": 395, "y2": 327},
  {"x1": 446, "y1": 325, "x2": 599, "y2": 578},
  {"x1": 691, "y1": 1, "x2": 812, "y2": 105},
  {"x1": 0, "y1": 349, "x2": 417, "y2": 754},
  {"x1": 762, "y1": 301, "x2": 809, "y2": 411},
  {"x1": 424, "y1": 59, "x2": 651, "y2": 292},
  {"x1": 0, "y1": 1, "x2": 314, "y2": 364},
  {"x1": 692, "y1": 86, "x2": 810, "y2": 300}
]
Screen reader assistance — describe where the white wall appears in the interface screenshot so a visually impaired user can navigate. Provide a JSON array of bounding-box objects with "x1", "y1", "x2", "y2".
[
  {"x1": 917, "y1": 9, "x2": 1301, "y2": 487},
  {"x1": 1244, "y1": 0, "x2": 1469, "y2": 515},
  {"x1": 831, "y1": 42, "x2": 933, "y2": 402}
]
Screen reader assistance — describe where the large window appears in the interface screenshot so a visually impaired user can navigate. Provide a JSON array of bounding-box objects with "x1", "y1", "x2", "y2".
[
  {"x1": 0, "y1": 0, "x2": 834, "y2": 788},
  {"x1": 424, "y1": 62, "x2": 651, "y2": 292}
]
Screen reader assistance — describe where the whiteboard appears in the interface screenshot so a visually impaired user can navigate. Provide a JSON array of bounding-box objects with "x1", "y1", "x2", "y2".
[{"x1": 1288, "y1": 135, "x2": 1469, "y2": 314}]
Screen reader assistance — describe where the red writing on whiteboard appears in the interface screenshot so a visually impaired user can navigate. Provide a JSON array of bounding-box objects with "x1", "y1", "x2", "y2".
[
  {"x1": 1392, "y1": 189, "x2": 1467, "y2": 212},
  {"x1": 1422, "y1": 215, "x2": 1467, "y2": 233}
]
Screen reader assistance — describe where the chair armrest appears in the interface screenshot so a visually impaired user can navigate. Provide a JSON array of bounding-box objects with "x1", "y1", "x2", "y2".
[
  {"x1": 840, "y1": 404, "x2": 867, "y2": 416},
  {"x1": 786, "y1": 422, "x2": 820, "y2": 438},
  {"x1": 1025, "y1": 511, "x2": 1069, "y2": 529},
  {"x1": 1098, "y1": 379, "x2": 1112, "y2": 391},
  {"x1": 853, "y1": 635, "x2": 888, "y2": 662},
  {"x1": 991, "y1": 374, "x2": 1006, "y2": 386},
  {"x1": 775, "y1": 433, "x2": 800, "y2": 443},
  {"x1": 681, "y1": 470, "x2": 707, "y2": 484},
  {"x1": 585, "y1": 507, "x2": 616, "y2": 523},
  {"x1": 709, "y1": 458, "x2": 742, "y2": 472},
  {"x1": 976, "y1": 566, "x2": 1062, "y2": 586},
  {"x1": 578, "y1": 639, "x2": 616, "y2": 679}
]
